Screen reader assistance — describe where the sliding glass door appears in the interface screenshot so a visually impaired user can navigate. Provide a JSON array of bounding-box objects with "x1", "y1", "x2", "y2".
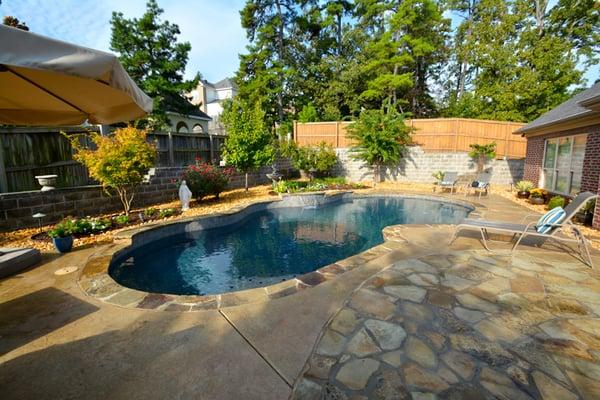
[{"x1": 541, "y1": 134, "x2": 587, "y2": 195}]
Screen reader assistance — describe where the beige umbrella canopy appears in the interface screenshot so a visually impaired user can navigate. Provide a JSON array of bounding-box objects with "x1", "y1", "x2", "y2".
[{"x1": 0, "y1": 25, "x2": 153, "y2": 125}]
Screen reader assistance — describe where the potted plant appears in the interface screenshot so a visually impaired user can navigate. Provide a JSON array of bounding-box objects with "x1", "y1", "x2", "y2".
[
  {"x1": 48, "y1": 218, "x2": 76, "y2": 253},
  {"x1": 432, "y1": 171, "x2": 444, "y2": 187},
  {"x1": 515, "y1": 180, "x2": 534, "y2": 199},
  {"x1": 529, "y1": 188, "x2": 546, "y2": 205},
  {"x1": 575, "y1": 198, "x2": 596, "y2": 225}
]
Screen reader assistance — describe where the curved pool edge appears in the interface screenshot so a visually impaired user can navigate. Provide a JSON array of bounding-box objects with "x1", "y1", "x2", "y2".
[{"x1": 77, "y1": 192, "x2": 478, "y2": 312}]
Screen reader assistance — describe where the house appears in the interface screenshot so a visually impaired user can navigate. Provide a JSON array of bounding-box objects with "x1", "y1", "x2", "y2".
[
  {"x1": 166, "y1": 110, "x2": 211, "y2": 134},
  {"x1": 516, "y1": 82, "x2": 600, "y2": 228},
  {"x1": 189, "y1": 78, "x2": 237, "y2": 133},
  {"x1": 162, "y1": 92, "x2": 212, "y2": 134}
]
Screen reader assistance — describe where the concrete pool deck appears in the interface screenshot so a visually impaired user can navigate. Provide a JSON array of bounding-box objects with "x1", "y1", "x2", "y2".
[{"x1": 1, "y1": 192, "x2": 599, "y2": 399}]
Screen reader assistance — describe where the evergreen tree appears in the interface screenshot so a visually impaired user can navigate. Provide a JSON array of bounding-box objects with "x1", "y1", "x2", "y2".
[
  {"x1": 237, "y1": 0, "x2": 298, "y2": 127},
  {"x1": 110, "y1": 0, "x2": 198, "y2": 129},
  {"x1": 357, "y1": 0, "x2": 449, "y2": 116}
]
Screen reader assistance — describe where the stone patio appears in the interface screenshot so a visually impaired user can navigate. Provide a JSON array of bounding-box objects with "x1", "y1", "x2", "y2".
[
  {"x1": 1, "y1": 192, "x2": 599, "y2": 399},
  {"x1": 292, "y1": 250, "x2": 600, "y2": 399}
]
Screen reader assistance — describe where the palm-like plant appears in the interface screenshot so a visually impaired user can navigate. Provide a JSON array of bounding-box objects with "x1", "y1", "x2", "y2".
[
  {"x1": 346, "y1": 102, "x2": 412, "y2": 184},
  {"x1": 468, "y1": 142, "x2": 496, "y2": 173}
]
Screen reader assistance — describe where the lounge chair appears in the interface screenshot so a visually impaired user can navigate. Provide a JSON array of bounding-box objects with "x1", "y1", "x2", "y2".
[
  {"x1": 448, "y1": 191, "x2": 598, "y2": 267},
  {"x1": 437, "y1": 172, "x2": 459, "y2": 194},
  {"x1": 464, "y1": 172, "x2": 491, "y2": 199}
]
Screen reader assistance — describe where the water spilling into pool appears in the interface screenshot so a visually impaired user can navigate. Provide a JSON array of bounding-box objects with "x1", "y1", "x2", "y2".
[{"x1": 109, "y1": 196, "x2": 470, "y2": 295}]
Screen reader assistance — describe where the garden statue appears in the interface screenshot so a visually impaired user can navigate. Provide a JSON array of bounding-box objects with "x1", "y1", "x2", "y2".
[{"x1": 179, "y1": 180, "x2": 192, "y2": 211}]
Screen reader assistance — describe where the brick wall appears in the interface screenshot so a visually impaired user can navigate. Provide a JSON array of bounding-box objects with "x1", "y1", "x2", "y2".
[
  {"x1": 581, "y1": 128, "x2": 600, "y2": 193},
  {"x1": 0, "y1": 159, "x2": 293, "y2": 231},
  {"x1": 522, "y1": 136, "x2": 545, "y2": 185},
  {"x1": 334, "y1": 147, "x2": 524, "y2": 185},
  {"x1": 519, "y1": 124, "x2": 600, "y2": 229}
]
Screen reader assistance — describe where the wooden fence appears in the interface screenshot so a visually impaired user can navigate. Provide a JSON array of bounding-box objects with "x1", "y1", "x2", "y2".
[
  {"x1": 0, "y1": 127, "x2": 227, "y2": 193},
  {"x1": 147, "y1": 131, "x2": 225, "y2": 167},
  {"x1": 294, "y1": 118, "x2": 527, "y2": 159}
]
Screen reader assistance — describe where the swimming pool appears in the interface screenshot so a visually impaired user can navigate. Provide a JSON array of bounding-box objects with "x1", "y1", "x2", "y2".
[{"x1": 109, "y1": 196, "x2": 471, "y2": 296}]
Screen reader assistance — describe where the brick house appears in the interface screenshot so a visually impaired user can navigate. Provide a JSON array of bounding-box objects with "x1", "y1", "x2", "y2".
[{"x1": 516, "y1": 82, "x2": 600, "y2": 228}]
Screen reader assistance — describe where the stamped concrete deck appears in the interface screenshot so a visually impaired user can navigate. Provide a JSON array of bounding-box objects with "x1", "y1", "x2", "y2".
[{"x1": 1, "y1": 192, "x2": 599, "y2": 400}]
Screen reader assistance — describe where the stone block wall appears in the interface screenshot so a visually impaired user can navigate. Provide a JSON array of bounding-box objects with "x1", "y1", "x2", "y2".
[
  {"x1": 0, "y1": 159, "x2": 294, "y2": 231},
  {"x1": 334, "y1": 147, "x2": 524, "y2": 185}
]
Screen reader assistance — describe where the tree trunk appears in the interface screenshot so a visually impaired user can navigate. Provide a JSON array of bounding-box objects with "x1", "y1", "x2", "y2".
[
  {"x1": 373, "y1": 164, "x2": 382, "y2": 185},
  {"x1": 245, "y1": 172, "x2": 249, "y2": 191},
  {"x1": 275, "y1": 0, "x2": 285, "y2": 124},
  {"x1": 457, "y1": 0, "x2": 475, "y2": 100},
  {"x1": 336, "y1": 13, "x2": 342, "y2": 56},
  {"x1": 534, "y1": 0, "x2": 548, "y2": 36}
]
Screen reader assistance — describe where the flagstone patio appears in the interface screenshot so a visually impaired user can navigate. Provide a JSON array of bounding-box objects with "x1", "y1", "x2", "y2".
[
  {"x1": 1, "y1": 192, "x2": 599, "y2": 399},
  {"x1": 291, "y1": 250, "x2": 600, "y2": 400}
]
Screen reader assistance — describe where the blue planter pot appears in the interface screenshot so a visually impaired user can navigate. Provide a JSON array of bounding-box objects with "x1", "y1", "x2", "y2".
[{"x1": 52, "y1": 236, "x2": 74, "y2": 253}]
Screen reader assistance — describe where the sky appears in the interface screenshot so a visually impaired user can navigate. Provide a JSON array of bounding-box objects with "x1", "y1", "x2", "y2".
[
  {"x1": 1, "y1": 0, "x2": 597, "y2": 86},
  {"x1": 0, "y1": 0, "x2": 249, "y2": 83}
]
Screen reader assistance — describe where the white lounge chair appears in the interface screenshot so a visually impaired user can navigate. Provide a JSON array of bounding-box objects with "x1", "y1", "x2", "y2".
[
  {"x1": 464, "y1": 172, "x2": 491, "y2": 199},
  {"x1": 438, "y1": 171, "x2": 459, "y2": 194},
  {"x1": 449, "y1": 191, "x2": 598, "y2": 267}
]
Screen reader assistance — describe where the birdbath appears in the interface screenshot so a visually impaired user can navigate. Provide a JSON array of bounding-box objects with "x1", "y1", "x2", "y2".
[
  {"x1": 35, "y1": 174, "x2": 58, "y2": 191},
  {"x1": 266, "y1": 165, "x2": 282, "y2": 186}
]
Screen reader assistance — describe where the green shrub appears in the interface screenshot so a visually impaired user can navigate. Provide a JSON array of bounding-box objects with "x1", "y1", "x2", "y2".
[
  {"x1": 280, "y1": 140, "x2": 338, "y2": 176},
  {"x1": 114, "y1": 214, "x2": 130, "y2": 225},
  {"x1": 144, "y1": 207, "x2": 158, "y2": 218},
  {"x1": 313, "y1": 142, "x2": 338, "y2": 174},
  {"x1": 515, "y1": 180, "x2": 534, "y2": 192},
  {"x1": 547, "y1": 195, "x2": 566, "y2": 210},
  {"x1": 48, "y1": 218, "x2": 77, "y2": 238},
  {"x1": 159, "y1": 208, "x2": 176, "y2": 218}
]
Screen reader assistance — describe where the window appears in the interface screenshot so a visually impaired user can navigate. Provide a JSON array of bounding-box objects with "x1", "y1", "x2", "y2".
[
  {"x1": 176, "y1": 121, "x2": 189, "y2": 133},
  {"x1": 541, "y1": 134, "x2": 587, "y2": 195},
  {"x1": 192, "y1": 124, "x2": 204, "y2": 133}
]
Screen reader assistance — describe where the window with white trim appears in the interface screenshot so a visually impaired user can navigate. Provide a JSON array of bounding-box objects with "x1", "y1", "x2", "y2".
[{"x1": 541, "y1": 134, "x2": 587, "y2": 195}]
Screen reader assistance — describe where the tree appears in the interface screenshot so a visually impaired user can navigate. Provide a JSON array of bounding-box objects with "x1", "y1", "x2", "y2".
[
  {"x1": 468, "y1": 142, "x2": 496, "y2": 172},
  {"x1": 221, "y1": 99, "x2": 275, "y2": 190},
  {"x1": 3, "y1": 16, "x2": 29, "y2": 30},
  {"x1": 355, "y1": 0, "x2": 449, "y2": 116},
  {"x1": 67, "y1": 127, "x2": 156, "y2": 215},
  {"x1": 298, "y1": 103, "x2": 318, "y2": 122},
  {"x1": 346, "y1": 102, "x2": 413, "y2": 184},
  {"x1": 110, "y1": 0, "x2": 198, "y2": 129},
  {"x1": 238, "y1": 0, "x2": 297, "y2": 126}
]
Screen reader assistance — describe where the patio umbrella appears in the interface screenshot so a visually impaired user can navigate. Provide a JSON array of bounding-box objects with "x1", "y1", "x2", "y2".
[{"x1": 0, "y1": 25, "x2": 153, "y2": 125}]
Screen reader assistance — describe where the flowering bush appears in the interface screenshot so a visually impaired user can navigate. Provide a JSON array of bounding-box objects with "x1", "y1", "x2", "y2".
[
  {"x1": 529, "y1": 188, "x2": 548, "y2": 199},
  {"x1": 182, "y1": 158, "x2": 234, "y2": 201}
]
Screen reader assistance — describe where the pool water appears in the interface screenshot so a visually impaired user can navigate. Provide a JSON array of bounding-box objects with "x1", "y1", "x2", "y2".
[{"x1": 109, "y1": 197, "x2": 470, "y2": 295}]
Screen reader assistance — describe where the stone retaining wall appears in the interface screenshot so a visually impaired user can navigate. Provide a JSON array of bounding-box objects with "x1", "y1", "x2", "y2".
[
  {"x1": 0, "y1": 159, "x2": 293, "y2": 231},
  {"x1": 334, "y1": 147, "x2": 524, "y2": 185}
]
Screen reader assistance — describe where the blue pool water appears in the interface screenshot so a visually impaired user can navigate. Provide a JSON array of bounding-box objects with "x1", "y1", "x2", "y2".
[{"x1": 109, "y1": 197, "x2": 470, "y2": 295}]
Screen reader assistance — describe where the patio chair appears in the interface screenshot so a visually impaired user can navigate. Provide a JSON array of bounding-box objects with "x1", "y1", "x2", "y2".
[
  {"x1": 448, "y1": 191, "x2": 598, "y2": 267},
  {"x1": 437, "y1": 172, "x2": 459, "y2": 194},
  {"x1": 464, "y1": 172, "x2": 492, "y2": 199}
]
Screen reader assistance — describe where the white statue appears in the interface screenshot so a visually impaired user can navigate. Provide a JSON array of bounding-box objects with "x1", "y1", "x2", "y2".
[{"x1": 179, "y1": 180, "x2": 192, "y2": 211}]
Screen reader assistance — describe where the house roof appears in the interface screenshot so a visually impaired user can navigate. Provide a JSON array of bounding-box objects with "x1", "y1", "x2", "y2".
[
  {"x1": 516, "y1": 82, "x2": 600, "y2": 135},
  {"x1": 164, "y1": 93, "x2": 211, "y2": 120},
  {"x1": 213, "y1": 78, "x2": 236, "y2": 90}
]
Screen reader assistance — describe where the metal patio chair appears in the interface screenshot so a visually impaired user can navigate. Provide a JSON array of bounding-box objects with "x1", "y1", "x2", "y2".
[{"x1": 448, "y1": 191, "x2": 598, "y2": 267}]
